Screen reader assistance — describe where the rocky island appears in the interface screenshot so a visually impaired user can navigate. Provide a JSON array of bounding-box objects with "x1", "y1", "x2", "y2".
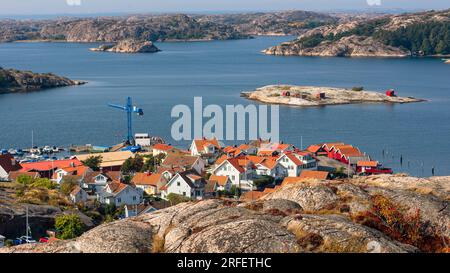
[
  {"x1": 0, "y1": 67, "x2": 85, "y2": 94},
  {"x1": 1, "y1": 174, "x2": 449, "y2": 253},
  {"x1": 241, "y1": 85, "x2": 424, "y2": 107},
  {"x1": 90, "y1": 39, "x2": 160, "y2": 54},
  {"x1": 263, "y1": 9, "x2": 450, "y2": 57}
]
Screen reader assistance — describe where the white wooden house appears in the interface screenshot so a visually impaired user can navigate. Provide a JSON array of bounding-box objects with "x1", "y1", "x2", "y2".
[
  {"x1": 160, "y1": 171, "x2": 206, "y2": 200},
  {"x1": 97, "y1": 182, "x2": 143, "y2": 207},
  {"x1": 277, "y1": 152, "x2": 317, "y2": 177}
]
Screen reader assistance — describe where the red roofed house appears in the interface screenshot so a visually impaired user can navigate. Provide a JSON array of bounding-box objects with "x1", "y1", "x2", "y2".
[
  {"x1": 212, "y1": 158, "x2": 256, "y2": 190},
  {"x1": 277, "y1": 152, "x2": 317, "y2": 177},
  {"x1": 190, "y1": 138, "x2": 221, "y2": 157},
  {"x1": 357, "y1": 161, "x2": 393, "y2": 175},
  {"x1": 299, "y1": 170, "x2": 330, "y2": 180},
  {"x1": 20, "y1": 159, "x2": 82, "y2": 179},
  {"x1": 160, "y1": 170, "x2": 207, "y2": 200},
  {"x1": 209, "y1": 175, "x2": 232, "y2": 192},
  {"x1": 160, "y1": 154, "x2": 206, "y2": 175},
  {"x1": 97, "y1": 181, "x2": 143, "y2": 207},
  {"x1": 70, "y1": 185, "x2": 88, "y2": 204},
  {"x1": 53, "y1": 165, "x2": 92, "y2": 184},
  {"x1": 152, "y1": 143, "x2": 174, "y2": 157},
  {"x1": 237, "y1": 144, "x2": 257, "y2": 155},
  {"x1": 0, "y1": 154, "x2": 21, "y2": 181},
  {"x1": 81, "y1": 171, "x2": 122, "y2": 193},
  {"x1": 254, "y1": 157, "x2": 286, "y2": 179},
  {"x1": 132, "y1": 172, "x2": 168, "y2": 195}
]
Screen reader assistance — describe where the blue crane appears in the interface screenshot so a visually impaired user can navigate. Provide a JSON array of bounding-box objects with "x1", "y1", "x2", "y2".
[{"x1": 108, "y1": 97, "x2": 144, "y2": 145}]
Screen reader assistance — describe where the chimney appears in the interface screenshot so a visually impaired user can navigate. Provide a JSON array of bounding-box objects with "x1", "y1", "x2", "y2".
[{"x1": 11, "y1": 158, "x2": 16, "y2": 166}]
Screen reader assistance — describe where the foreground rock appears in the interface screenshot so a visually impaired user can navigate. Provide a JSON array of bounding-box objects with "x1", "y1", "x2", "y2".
[
  {"x1": 242, "y1": 85, "x2": 423, "y2": 107},
  {"x1": 0, "y1": 67, "x2": 85, "y2": 94},
  {"x1": 3, "y1": 175, "x2": 449, "y2": 253},
  {"x1": 90, "y1": 40, "x2": 160, "y2": 54}
]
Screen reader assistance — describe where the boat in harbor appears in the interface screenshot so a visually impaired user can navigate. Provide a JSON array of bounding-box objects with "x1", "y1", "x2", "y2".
[{"x1": 443, "y1": 58, "x2": 450, "y2": 64}]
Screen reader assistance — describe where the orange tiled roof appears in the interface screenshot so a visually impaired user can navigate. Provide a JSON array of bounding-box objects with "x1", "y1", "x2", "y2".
[
  {"x1": 337, "y1": 147, "x2": 363, "y2": 157},
  {"x1": 259, "y1": 158, "x2": 279, "y2": 170},
  {"x1": 21, "y1": 159, "x2": 82, "y2": 172},
  {"x1": 153, "y1": 143, "x2": 174, "y2": 151},
  {"x1": 162, "y1": 154, "x2": 199, "y2": 168},
  {"x1": 285, "y1": 153, "x2": 303, "y2": 166},
  {"x1": 132, "y1": 172, "x2": 161, "y2": 186},
  {"x1": 108, "y1": 181, "x2": 129, "y2": 195},
  {"x1": 194, "y1": 139, "x2": 221, "y2": 151},
  {"x1": 237, "y1": 144, "x2": 251, "y2": 150},
  {"x1": 299, "y1": 170, "x2": 330, "y2": 180},
  {"x1": 357, "y1": 161, "x2": 379, "y2": 167},
  {"x1": 209, "y1": 175, "x2": 230, "y2": 186},
  {"x1": 307, "y1": 145, "x2": 322, "y2": 153},
  {"x1": 215, "y1": 154, "x2": 229, "y2": 166}
]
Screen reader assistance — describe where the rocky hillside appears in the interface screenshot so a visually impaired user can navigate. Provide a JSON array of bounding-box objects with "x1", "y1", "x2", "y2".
[
  {"x1": 90, "y1": 39, "x2": 160, "y2": 54},
  {"x1": 0, "y1": 67, "x2": 85, "y2": 94},
  {"x1": 264, "y1": 9, "x2": 450, "y2": 57},
  {"x1": 197, "y1": 10, "x2": 337, "y2": 36},
  {"x1": 0, "y1": 14, "x2": 249, "y2": 43},
  {"x1": 3, "y1": 174, "x2": 449, "y2": 253},
  {"x1": 0, "y1": 12, "x2": 338, "y2": 44}
]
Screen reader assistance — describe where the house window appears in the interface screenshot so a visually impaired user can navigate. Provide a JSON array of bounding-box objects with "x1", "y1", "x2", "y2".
[
  {"x1": 182, "y1": 192, "x2": 186, "y2": 196},
  {"x1": 177, "y1": 182, "x2": 180, "y2": 186},
  {"x1": 117, "y1": 198, "x2": 121, "y2": 203},
  {"x1": 133, "y1": 196, "x2": 136, "y2": 201},
  {"x1": 231, "y1": 175, "x2": 235, "y2": 180}
]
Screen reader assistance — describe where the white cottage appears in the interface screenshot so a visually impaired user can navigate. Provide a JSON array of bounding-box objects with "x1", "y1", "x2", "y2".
[
  {"x1": 97, "y1": 182, "x2": 143, "y2": 207},
  {"x1": 277, "y1": 152, "x2": 317, "y2": 177},
  {"x1": 161, "y1": 171, "x2": 206, "y2": 200},
  {"x1": 70, "y1": 185, "x2": 88, "y2": 204},
  {"x1": 212, "y1": 158, "x2": 255, "y2": 190}
]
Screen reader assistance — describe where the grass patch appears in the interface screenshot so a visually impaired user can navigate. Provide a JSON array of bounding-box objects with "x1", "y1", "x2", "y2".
[{"x1": 352, "y1": 194, "x2": 450, "y2": 253}]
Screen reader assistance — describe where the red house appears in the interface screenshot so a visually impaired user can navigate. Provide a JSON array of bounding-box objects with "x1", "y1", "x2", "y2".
[
  {"x1": 386, "y1": 89, "x2": 396, "y2": 97},
  {"x1": 357, "y1": 161, "x2": 393, "y2": 175}
]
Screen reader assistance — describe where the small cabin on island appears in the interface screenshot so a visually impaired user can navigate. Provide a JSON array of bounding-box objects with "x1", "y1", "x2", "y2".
[
  {"x1": 282, "y1": 91, "x2": 291, "y2": 97},
  {"x1": 316, "y1": 92, "x2": 325, "y2": 99},
  {"x1": 386, "y1": 89, "x2": 396, "y2": 97}
]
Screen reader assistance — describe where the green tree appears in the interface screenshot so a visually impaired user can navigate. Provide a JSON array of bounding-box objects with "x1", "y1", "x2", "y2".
[
  {"x1": 31, "y1": 178, "x2": 57, "y2": 189},
  {"x1": 16, "y1": 175, "x2": 34, "y2": 186},
  {"x1": 81, "y1": 156, "x2": 102, "y2": 171},
  {"x1": 121, "y1": 155, "x2": 144, "y2": 175},
  {"x1": 55, "y1": 214, "x2": 84, "y2": 240},
  {"x1": 141, "y1": 154, "x2": 165, "y2": 172}
]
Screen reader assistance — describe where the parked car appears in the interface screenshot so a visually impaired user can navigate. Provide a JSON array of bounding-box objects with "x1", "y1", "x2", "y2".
[
  {"x1": 39, "y1": 237, "x2": 49, "y2": 243},
  {"x1": 14, "y1": 236, "x2": 37, "y2": 245}
]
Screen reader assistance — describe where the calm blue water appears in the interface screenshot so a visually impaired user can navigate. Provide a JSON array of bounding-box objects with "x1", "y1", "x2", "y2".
[{"x1": 1, "y1": 36, "x2": 450, "y2": 176}]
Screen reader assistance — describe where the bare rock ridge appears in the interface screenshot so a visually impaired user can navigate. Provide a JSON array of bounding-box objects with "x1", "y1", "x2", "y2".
[
  {"x1": 2, "y1": 175, "x2": 449, "y2": 253},
  {"x1": 242, "y1": 85, "x2": 424, "y2": 107},
  {"x1": 263, "y1": 9, "x2": 450, "y2": 57},
  {"x1": 0, "y1": 67, "x2": 85, "y2": 94},
  {"x1": 0, "y1": 11, "x2": 337, "y2": 43},
  {"x1": 90, "y1": 40, "x2": 160, "y2": 54}
]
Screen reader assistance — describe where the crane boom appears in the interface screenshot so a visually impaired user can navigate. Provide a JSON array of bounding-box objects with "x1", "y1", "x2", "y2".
[{"x1": 108, "y1": 97, "x2": 144, "y2": 145}]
